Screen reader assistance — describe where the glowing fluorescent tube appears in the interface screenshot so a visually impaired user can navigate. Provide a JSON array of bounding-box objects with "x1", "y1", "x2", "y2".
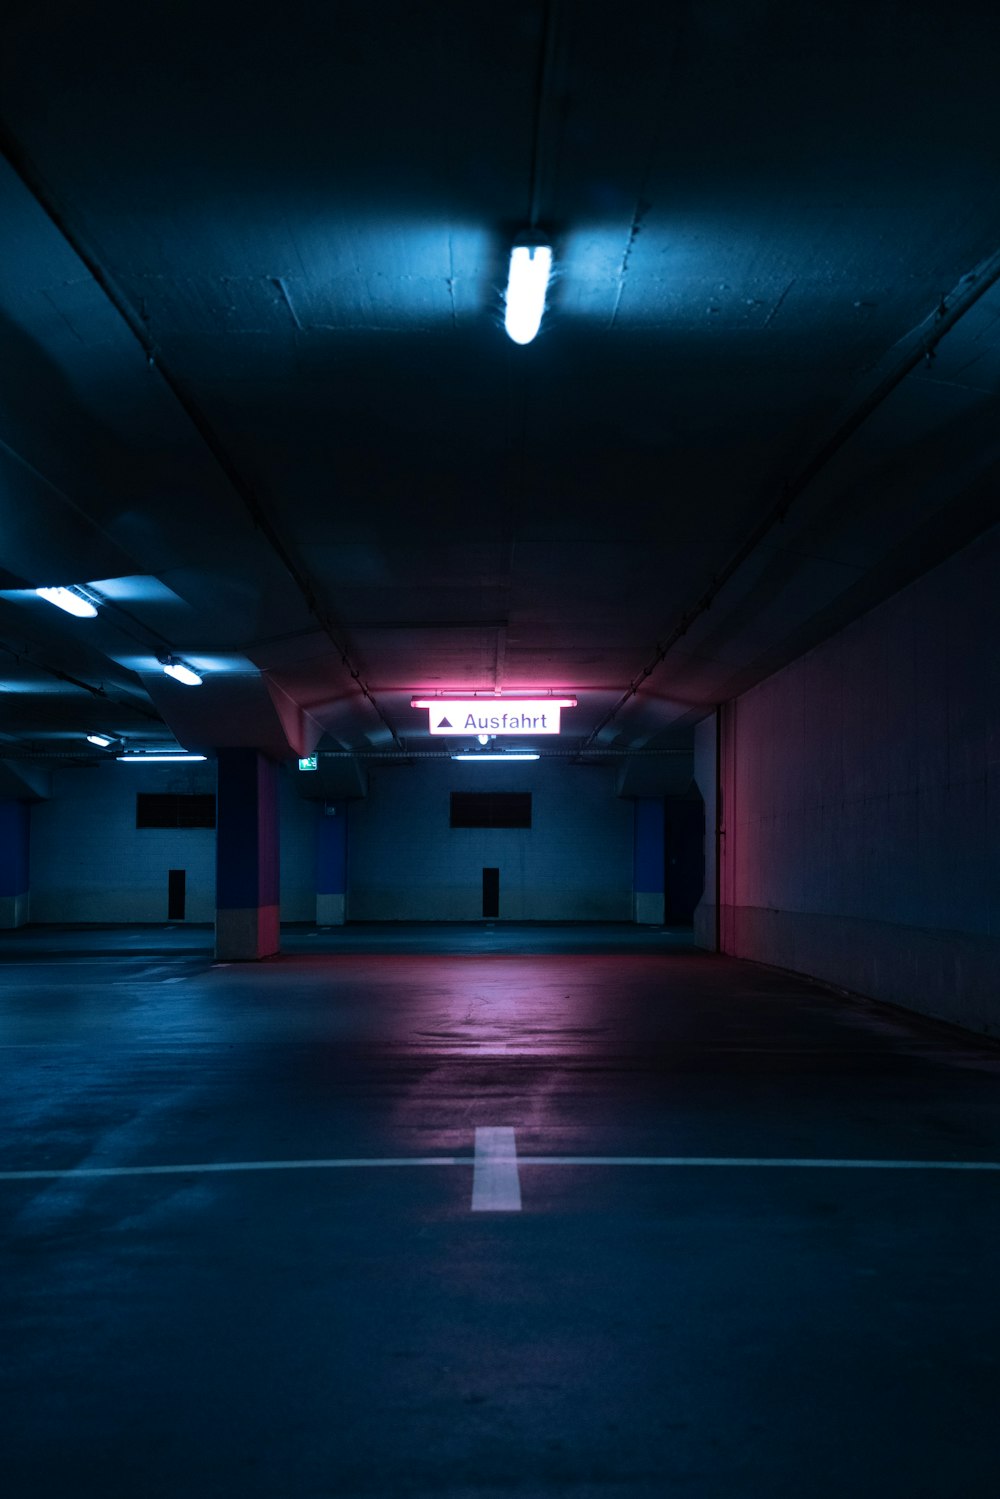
[
  {"x1": 116, "y1": 753, "x2": 207, "y2": 763},
  {"x1": 35, "y1": 586, "x2": 98, "y2": 618},
  {"x1": 504, "y1": 244, "x2": 552, "y2": 345},
  {"x1": 161, "y1": 659, "x2": 203, "y2": 686},
  {"x1": 452, "y1": 752, "x2": 540, "y2": 762},
  {"x1": 86, "y1": 734, "x2": 114, "y2": 747}
]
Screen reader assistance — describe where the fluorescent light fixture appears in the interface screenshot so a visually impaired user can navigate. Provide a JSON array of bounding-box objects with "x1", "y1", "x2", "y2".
[
  {"x1": 116, "y1": 752, "x2": 207, "y2": 763},
  {"x1": 411, "y1": 696, "x2": 576, "y2": 706},
  {"x1": 504, "y1": 244, "x2": 552, "y2": 345},
  {"x1": 35, "y1": 585, "x2": 98, "y2": 618},
  {"x1": 160, "y1": 657, "x2": 203, "y2": 686},
  {"x1": 451, "y1": 752, "x2": 540, "y2": 762},
  {"x1": 86, "y1": 733, "x2": 114, "y2": 748}
]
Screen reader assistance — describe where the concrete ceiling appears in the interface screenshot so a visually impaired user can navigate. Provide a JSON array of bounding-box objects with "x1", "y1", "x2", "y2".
[{"x1": 1, "y1": 0, "x2": 999, "y2": 768}]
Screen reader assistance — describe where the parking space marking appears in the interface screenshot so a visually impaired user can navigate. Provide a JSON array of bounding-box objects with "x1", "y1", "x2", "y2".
[{"x1": 471, "y1": 1126, "x2": 522, "y2": 1211}]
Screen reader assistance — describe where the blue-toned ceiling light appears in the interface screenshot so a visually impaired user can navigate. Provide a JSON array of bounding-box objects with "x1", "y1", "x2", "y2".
[
  {"x1": 35, "y1": 585, "x2": 99, "y2": 618},
  {"x1": 86, "y1": 733, "x2": 114, "y2": 748},
  {"x1": 452, "y1": 751, "x2": 540, "y2": 762},
  {"x1": 504, "y1": 244, "x2": 552, "y2": 345},
  {"x1": 160, "y1": 656, "x2": 203, "y2": 686},
  {"x1": 117, "y1": 751, "x2": 207, "y2": 763}
]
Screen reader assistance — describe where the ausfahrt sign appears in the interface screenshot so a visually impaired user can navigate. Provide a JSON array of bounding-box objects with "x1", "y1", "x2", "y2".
[{"x1": 412, "y1": 697, "x2": 576, "y2": 736}]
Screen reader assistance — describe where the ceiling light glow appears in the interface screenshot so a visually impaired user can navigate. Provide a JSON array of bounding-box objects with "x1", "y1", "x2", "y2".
[
  {"x1": 504, "y1": 244, "x2": 552, "y2": 345},
  {"x1": 452, "y1": 752, "x2": 540, "y2": 762},
  {"x1": 411, "y1": 695, "x2": 576, "y2": 706},
  {"x1": 116, "y1": 752, "x2": 207, "y2": 763},
  {"x1": 160, "y1": 658, "x2": 203, "y2": 686},
  {"x1": 35, "y1": 585, "x2": 98, "y2": 618},
  {"x1": 86, "y1": 734, "x2": 114, "y2": 747}
]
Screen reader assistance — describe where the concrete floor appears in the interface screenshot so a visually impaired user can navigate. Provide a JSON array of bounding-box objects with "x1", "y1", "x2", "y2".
[{"x1": 2, "y1": 926, "x2": 1000, "y2": 1497}]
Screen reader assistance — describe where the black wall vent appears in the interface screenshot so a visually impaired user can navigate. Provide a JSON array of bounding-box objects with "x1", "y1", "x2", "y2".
[
  {"x1": 482, "y1": 867, "x2": 500, "y2": 917},
  {"x1": 167, "y1": 869, "x2": 186, "y2": 920},
  {"x1": 136, "y1": 794, "x2": 216, "y2": 829},
  {"x1": 450, "y1": 792, "x2": 531, "y2": 829}
]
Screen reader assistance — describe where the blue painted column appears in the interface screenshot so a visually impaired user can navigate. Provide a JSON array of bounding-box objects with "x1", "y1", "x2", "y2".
[
  {"x1": 633, "y1": 797, "x2": 664, "y2": 925},
  {"x1": 215, "y1": 750, "x2": 280, "y2": 960},
  {"x1": 316, "y1": 801, "x2": 347, "y2": 925},
  {"x1": 0, "y1": 801, "x2": 30, "y2": 928}
]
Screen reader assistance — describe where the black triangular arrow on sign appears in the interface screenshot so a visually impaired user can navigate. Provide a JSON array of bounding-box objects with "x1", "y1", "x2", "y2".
[{"x1": 437, "y1": 716, "x2": 453, "y2": 728}]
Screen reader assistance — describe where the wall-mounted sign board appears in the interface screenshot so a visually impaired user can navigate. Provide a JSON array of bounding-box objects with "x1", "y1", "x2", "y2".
[
  {"x1": 412, "y1": 698, "x2": 576, "y2": 736},
  {"x1": 298, "y1": 755, "x2": 318, "y2": 770}
]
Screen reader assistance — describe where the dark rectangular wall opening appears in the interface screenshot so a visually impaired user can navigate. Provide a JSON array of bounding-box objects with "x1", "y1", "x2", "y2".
[
  {"x1": 664, "y1": 796, "x2": 706, "y2": 923},
  {"x1": 482, "y1": 867, "x2": 500, "y2": 917},
  {"x1": 167, "y1": 868, "x2": 186, "y2": 920},
  {"x1": 137, "y1": 794, "x2": 216, "y2": 829},
  {"x1": 451, "y1": 793, "x2": 531, "y2": 828}
]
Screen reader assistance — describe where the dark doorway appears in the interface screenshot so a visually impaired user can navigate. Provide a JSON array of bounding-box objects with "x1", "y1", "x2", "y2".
[
  {"x1": 664, "y1": 793, "x2": 705, "y2": 923},
  {"x1": 167, "y1": 869, "x2": 186, "y2": 921},
  {"x1": 482, "y1": 867, "x2": 499, "y2": 918}
]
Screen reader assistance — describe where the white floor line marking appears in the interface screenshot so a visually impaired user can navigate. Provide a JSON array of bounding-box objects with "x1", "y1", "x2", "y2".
[
  {"x1": 522, "y1": 1157, "x2": 1000, "y2": 1171},
  {"x1": 1, "y1": 1154, "x2": 998, "y2": 1186},
  {"x1": 0, "y1": 1158, "x2": 460, "y2": 1181},
  {"x1": 0, "y1": 959, "x2": 160, "y2": 968},
  {"x1": 472, "y1": 1126, "x2": 522, "y2": 1211}
]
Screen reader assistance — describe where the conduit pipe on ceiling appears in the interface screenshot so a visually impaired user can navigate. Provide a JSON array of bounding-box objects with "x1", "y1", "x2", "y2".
[
  {"x1": 305, "y1": 747, "x2": 692, "y2": 760},
  {"x1": 0, "y1": 640, "x2": 162, "y2": 722}
]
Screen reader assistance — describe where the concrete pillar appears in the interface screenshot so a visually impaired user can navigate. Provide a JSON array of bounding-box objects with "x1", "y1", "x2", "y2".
[
  {"x1": 633, "y1": 797, "x2": 664, "y2": 924},
  {"x1": 215, "y1": 750, "x2": 280, "y2": 960},
  {"x1": 0, "y1": 800, "x2": 30, "y2": 928},
  {"x1": 316, "y1": 801, "x2": 347, "y2": 925}
]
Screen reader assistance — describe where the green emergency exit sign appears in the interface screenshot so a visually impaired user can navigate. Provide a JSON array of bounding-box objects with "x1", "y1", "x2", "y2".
[{"x1": 298, "y1": 755, "x2": 318, "y2": 771}]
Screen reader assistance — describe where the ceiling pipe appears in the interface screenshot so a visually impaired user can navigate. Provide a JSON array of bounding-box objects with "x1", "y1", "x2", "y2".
[
  {"x1": 306, "y1": 747, "x2": 692, "y2": 760},
  {"x1": 0, "y1": 640, "x2": 163, "y2": 722},
  {"x1": 527, "y1": 0, "x2": 561, "y2": 231}
]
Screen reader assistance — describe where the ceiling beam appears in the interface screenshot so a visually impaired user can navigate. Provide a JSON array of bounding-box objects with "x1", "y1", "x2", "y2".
[{"x1": 0, "y1": 121, "x2": 404, "y2": 751}]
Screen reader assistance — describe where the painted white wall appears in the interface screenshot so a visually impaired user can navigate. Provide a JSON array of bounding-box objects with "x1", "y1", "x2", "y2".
[
  {"x1": 346, "y1": 759, "x2": 632, "y2": 920},
  {"x1": 30, "y1": 761, "x2": 218, "y2": 922},
  {"x1": 717, "y1": 524, "x2": 1000, "y2": 1034}
]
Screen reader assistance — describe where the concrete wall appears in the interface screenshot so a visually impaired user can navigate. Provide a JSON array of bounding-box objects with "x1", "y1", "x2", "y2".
[
  {"x1": 30, "y1": 762, "x2": 219, "y2": 923},
  {"x1": 0, "y1": 799, "x2": 31, "y2": 927},
  {"x1": 714, "y1": 524, "x2": 1000, "y2": 1035},
  {"x1": 346, "y1": 759, "x2": 632, "y2": 920},
  {"x1": 279, "y1": 774, "x2": 319, "y2": 921},
  {"x1": 29, "y1": 761, "x2": 319, "y2": 924},
  {"x1": 26, "y1": 758, "x2": 643, "y2": 927}
]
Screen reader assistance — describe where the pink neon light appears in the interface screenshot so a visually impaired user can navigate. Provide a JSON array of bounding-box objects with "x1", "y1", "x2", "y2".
[{"x1": 411, "y1": 696, "x2": 577, "y2": 709}]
